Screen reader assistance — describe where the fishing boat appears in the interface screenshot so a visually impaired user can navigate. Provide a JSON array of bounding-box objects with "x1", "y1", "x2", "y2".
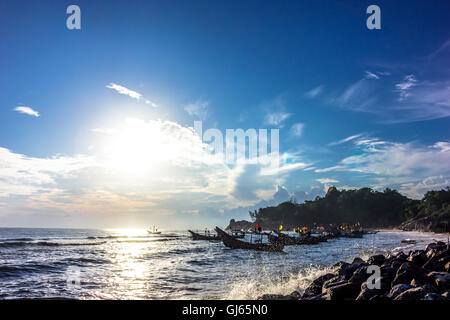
[
  {"x1": 215, "y1": 227, "x2": 284, "y2": 252},
  {"x1": 147, "y1": 226, "x2": 161, "y2": 235},
  {"x1": 269, "y1": 230, "x2": 322, "y2": 245},
  {"x1": 340, "y1": 231, "x2": 364, "y2": 238},
  {"x1": 228, "y1": 230, "x2": 246, "y2": 239},
  {"x1": 188, "y1": 230, "x2": 221, "y2": 241}
]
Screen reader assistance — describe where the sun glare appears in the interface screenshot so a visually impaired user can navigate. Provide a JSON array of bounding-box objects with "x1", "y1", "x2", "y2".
[{"x1": 104, "y1": 119, "x2": 170, "y2": 175}]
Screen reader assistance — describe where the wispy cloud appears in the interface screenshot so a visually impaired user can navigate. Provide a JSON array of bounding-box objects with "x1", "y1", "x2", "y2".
[
  {"x1": 14, "y1": 106, "x2": 40, "y2": 117},
  {"x1": 328, "y1": 133, "x2": 364, "y2": 146},
  {"x1": 290, "y1": 123, "x2": 304, "y2": 137},
  {"x1": 106, "y1": 83, "x2": 157, "y2": 107},
  {"x1": 428, "y1": 39, "x2": 450, "y2": 60},
  {"x1": 184, "y1": 100, "x2": 209, "y2": 120},
  {"x1": 364, "y1": 71, "x2": 380, "y2": 80},
  {"x1": 316, "y1": 178, "x2": 339, "y2": 184},
  {"x1": 315, "y1": 165, "x2": 346, "y2": 173},
  {"x1": 305, "y1": 85, "x2": 324, "y2": 98},
  {"x1": 395, "y1": 74, "x2": 418, "y2": 101},
  {"x1": 265, "y1": 112, "x2": 292, "y2": 126}
]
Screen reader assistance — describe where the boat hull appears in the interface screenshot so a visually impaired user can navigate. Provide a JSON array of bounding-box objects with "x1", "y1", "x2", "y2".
[{"x1": 215, "y1": 227, "x2": 284, "y2": 252}]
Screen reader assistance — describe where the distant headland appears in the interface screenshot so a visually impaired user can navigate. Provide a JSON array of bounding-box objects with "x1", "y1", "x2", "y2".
[{"x1": 227, "y1": 186, "x2": 450, "y2": 233}]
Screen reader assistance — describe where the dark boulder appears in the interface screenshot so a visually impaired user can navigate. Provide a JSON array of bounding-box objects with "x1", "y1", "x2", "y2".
[
  {"x1": 387, "y1": 284, "x2": 413, "y2": 299},
  {"x1": 258, "y1": 294, "x2": 297, "y2": 300},
  {"x1": 324, "y1": 281, "x2": 361, "y2": 300},
  {"x1": 349, "y1": 265, "x2": 369, "y2": 284},
  {"x1": 301, "y1": 293, "x2": 327, "y2": 300},
  {"x1": 427, "y1": 272, "x2": 450, "y2": 292},
  {"x1": 395, "y1": 252, "x2": 408, "y2": 261},
  {"x1": 301, "y1": 273, "x2": 335, "y2": 298},
  {"x1": 394, "y1": 287, "x2": 427, "y2": 300},
  {"x1": 352, "y1": 257, "x2": 365, "y2": 265},
  {"x1": 355, "y1": 282, "x2": 379, "y2": 300},
  {"x1": 407, "y1": 250, "x2": 427, "y2": 266},
  {"x1": 322, "y1": 278, "x2": 347, "y2": 292},
  {"x1": 368, "y1": 254, "x2": 386, "y2": 266},
  {"x1": 423, "y1": 293, "x2": 447, "y2": 300},
  {"x1": 391, "y1": 262, "x2": 427, "y2": 286}
]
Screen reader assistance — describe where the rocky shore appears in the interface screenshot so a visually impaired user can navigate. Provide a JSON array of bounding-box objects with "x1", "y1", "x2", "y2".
[{"x1": 259, "y1": 241, "x2": 450, "y2": 300}]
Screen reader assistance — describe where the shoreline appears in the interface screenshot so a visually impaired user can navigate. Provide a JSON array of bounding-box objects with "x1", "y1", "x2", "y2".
[{"x1": 259, "y1": 239, "x2": 450, "y2": 300}]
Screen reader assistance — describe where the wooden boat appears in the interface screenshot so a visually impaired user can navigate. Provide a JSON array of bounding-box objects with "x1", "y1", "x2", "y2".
[
  {"x1": 188, "y1": 230, "x2": 221, "y2": 241},
  {"x1": 269, "y1": 231, "x2": 322, "y2": 245},
  {"x1": 215, "y1": 227, "x2": 284, "y2": 252},
  {"x1": 228, "y1": 230, "x2": 246, "y2": 239},
  {"x1": 340, "y1": 231, "x2": 364, "y2": 238}
]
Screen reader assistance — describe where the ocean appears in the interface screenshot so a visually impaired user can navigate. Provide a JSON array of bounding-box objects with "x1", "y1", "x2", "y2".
[{"x1": 0, "y1": 228, "x2": 448, "y2": 299}]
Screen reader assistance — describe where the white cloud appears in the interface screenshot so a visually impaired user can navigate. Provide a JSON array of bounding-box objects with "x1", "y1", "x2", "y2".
[
  {"x1": 328, "y1": 133, "x2": 364, "y2": 146},
  {"x1": 316, "y1": 178, "x2": 339, "y2": 184},
  {"x1": 428, "y1": 39, "x2": 450, "y2": 60},
  {"x1": 184, "y1": 100, "x2": 209, "y2": 120},
  {"x1": 365, "y1": 71, "x2": 380, "y2": 80},
  {"x1": 314, "y1": 165, "x2": 346, "y2": 173},
  {"x1": 265, "y1": 112, "x2": 292, "y2": 126},
  {"x1": 305, "y1": 85, "x2": 323, "y2": 98},
  {"x1": 433, "y1": 142, "x2": 450, "y2": 153},
  {"x1": 14, "y1": 106, "x2": 40, "y2": 117},
  {"x1": 106, "y1": 83, "x2": 157, "y2": 107},
  {"x1": 290, "y1": 123, "x2": 304, "y2": 137},
  {"x1": 399, "y1": 176, "x2": 450, "y2": 199},
  {"x1": 395, "y1": 74, "x2": 418, "y2": 101}
]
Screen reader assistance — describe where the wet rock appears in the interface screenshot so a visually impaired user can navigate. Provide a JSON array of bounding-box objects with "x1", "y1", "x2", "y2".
[
  {"x1": 427, "y1": 272, "x2": 450, "y2": 291},
  {"x1": 410, "y1": 278, "x2": 423, "y2": 287},
  {"x1": 407, "y1": 250, "x2": 428, "y2": 266},
  {"x1": 395, "y1": 252, "x2": 408, "y2": 261},
  {"x1": 302, "y1": 273, "x2": 335, "y2": 298},
  {"x1": 369, "y1": 294, "x2": 390, "y2": 301},
  {"x1": 324, "y1": 281, "x2": 360, "y2": 300},
  {"x1": 422, "y1": 254, "x2": 445, "y2": 271},
  {"x1": 258, "y1": 294, "x2": 297, "y2": 300},
  {"x1": 368, "y1": 254, "x2": 386, "y2": 266},
  {"x1": 352, "y1": 257, "x2": 365, "y2": 265},
  {"x1": 322, "y1": 278, "x2": 347, "y2": 292},
  {"x1": 349, "y1": 265, "x2": 369, "y2": 284},
  {"x1": 333, "y1": 261, "x2": 359, "y2": 279},
  {"x1": 423, "y1": 293, "x2": 447, "y2": 301},
  {"x1": 301, "y1": 293, "x2": 327, "y2": 300},
  {"x1": 390, "y1": 259, "x2": 402, "y2": 271},
  {"x1": 355, "y1": 282, "x2": 379, "y2": 300},
  {"x1": 394, "y1": 287, "x2": 427, "y2": 300},
  {"x1": 391, "y1": 262, "x2": 427, "y2": 286},
  {"x1": 387, "y1": 284, "x2": 413, "y2": 299}
]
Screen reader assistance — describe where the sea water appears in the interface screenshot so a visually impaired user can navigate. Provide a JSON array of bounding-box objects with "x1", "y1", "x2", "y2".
[{"x1": 0, "y1": 228, "x2": 448, "y2": 299}]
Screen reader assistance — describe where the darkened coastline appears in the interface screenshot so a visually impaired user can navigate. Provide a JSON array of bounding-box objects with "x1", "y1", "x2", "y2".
[
  {"x1": 259, "y1": 241, "x2": 450, "y2": 300},
  {"x1": 227, "y1": 187, "x2": 450, "y2": 233}
]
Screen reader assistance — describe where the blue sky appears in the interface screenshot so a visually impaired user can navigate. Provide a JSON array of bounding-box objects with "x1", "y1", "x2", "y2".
[{"x1": 0, "y1": 0, "x2": 449, "y2": 228}]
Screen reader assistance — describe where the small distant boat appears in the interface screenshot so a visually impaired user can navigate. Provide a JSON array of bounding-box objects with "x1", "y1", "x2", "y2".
[
  {"x1": 401, "y1": 239, "x2": 416, "y2": 244},
  {"x1": 147, "y1": 226, "x2": 161, "y2": 235},
  {"x1": 188, "y1": 230, "x2": 221, "y2": 241},
  {"x1": 215, "y1": 227, "x2": 284, "y2": 252}
]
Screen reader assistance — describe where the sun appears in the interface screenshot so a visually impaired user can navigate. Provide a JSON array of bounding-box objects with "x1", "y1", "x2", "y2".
[{"x1": 103, "y1": 118, "x2": 170, "y2": 176}]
